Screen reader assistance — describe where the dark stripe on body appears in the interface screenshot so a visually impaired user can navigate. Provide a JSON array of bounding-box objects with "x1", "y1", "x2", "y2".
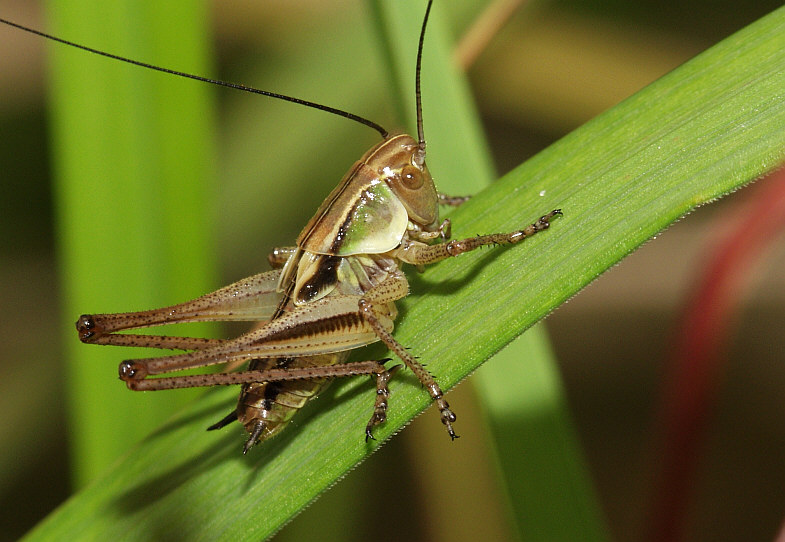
[
  {"x1": 298, "y1": 254, "x2": 341, "y2": 303},
  {"x1": 329, "y1": 196, "x2": 362, "y2": 253}
]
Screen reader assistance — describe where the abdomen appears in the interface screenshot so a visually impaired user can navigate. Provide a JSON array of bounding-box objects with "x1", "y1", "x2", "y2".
[{"x1": 236, "y1": 351, "x2": 349, "y2": 442}]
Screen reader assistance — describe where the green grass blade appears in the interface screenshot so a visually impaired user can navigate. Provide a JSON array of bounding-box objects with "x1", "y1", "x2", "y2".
[
  {"x1": 373, "y1": 1, "x2": 607, "y2": 539},
  {"x1": 47, "y1": 0, "x2": 217, "y2": 486},
  {"x1": 27, "y1": 4, "x2": 785, "y2": 541},
  {"x1": 474, "y1": 330, "x2": 609, "y2": 540}
]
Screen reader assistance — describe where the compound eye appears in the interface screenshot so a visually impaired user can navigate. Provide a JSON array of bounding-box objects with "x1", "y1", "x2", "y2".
[{"x1": 399, "y1": 165, "x2": 424, "y2": 190}]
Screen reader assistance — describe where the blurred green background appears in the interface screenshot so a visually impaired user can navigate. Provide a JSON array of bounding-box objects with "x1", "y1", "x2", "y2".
[{"x1": 1, "y1": 0, "x2": 784, "y2": 540}]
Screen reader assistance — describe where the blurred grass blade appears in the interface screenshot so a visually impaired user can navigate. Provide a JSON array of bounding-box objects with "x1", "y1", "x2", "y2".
[
  {"x1": 373, "y1": 1, "x2": 607, "y2": 539},
  {"x1": 27, "y1": 4, "x2": 785, "y2": 541},
  {"x1": 48, "y1": 0, "x2": 217, "y2": 486},
  {"x1": 475, "y1": 330, "x2": 609, "y2": 540}
]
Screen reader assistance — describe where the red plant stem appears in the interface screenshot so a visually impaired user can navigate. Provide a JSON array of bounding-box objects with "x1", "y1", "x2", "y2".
[{"x1": 647, "y1": 166, "x2": 785, "y2": 542}]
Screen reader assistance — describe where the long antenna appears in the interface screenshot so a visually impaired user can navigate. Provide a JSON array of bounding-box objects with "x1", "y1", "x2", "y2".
[
  {"x1": 414, "y1": 0, "x2": 434, "y2": 163},
  {"x1": 0, "y1": 17, "x2": 389, "y2": 139}
]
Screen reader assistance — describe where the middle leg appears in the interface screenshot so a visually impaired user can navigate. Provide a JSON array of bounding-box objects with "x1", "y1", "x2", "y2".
[{"x1": 357, "y1": 272, "x2": 459, "y2": 439}]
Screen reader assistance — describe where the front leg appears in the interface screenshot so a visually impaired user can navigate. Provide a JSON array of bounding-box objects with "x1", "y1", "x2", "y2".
[
  {"x1": 357, "y1": 272, "x2": 458, "y2": 439},
  {"x1": 409, "y1": 218, "x2": 452, "y2": 243},
  {"x1": 396, "y1": 209, "x2": 561, "y2": 267}
]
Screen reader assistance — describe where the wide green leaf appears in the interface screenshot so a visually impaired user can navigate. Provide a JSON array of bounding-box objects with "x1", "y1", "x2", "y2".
[{"x1": 29, "y1": 3, "x2": 785, "y2": 541}]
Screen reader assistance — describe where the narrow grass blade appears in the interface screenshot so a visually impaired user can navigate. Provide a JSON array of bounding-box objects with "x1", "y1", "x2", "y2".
[
  {"x1": 373, "y1": 1, "x2": 608, "y2": 539},
  {"x1": 48, "y1": 1, "x2": 217, "y2": 486}
]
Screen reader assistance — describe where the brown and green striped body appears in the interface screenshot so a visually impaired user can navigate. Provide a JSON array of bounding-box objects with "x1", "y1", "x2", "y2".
[
  {"x1": 235, "y1": 247, "x2": 401, "y2": 444},
  {"x1": 232, "y1": 134, "x2": 436, "y2": 445}
]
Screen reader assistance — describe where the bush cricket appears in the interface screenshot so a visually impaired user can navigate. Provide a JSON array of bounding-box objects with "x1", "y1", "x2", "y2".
[{"x1": 2, "y1": 0, "x2": 560, "y2": 453}]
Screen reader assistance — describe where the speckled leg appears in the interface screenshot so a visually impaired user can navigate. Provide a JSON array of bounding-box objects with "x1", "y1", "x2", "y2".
[
  {"x1": 358, "y1": 273, "x2": 459, "y2": 440},
  {"x1": 397, "y1": 209, "x2": 561, "y2": 266}
]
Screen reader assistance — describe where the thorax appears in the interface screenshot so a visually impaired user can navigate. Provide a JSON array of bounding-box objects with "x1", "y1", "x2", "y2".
[{"x1": 279, "y1": 249, "x2": 401, "y2": 307}]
